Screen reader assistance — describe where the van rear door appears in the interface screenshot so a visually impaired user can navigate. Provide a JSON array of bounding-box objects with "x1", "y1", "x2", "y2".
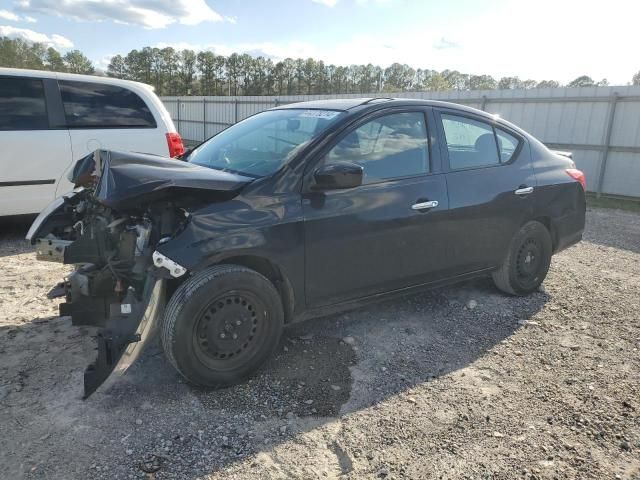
[{"x1": 0, "y1": 76, "x2": 73, "y2": 216}]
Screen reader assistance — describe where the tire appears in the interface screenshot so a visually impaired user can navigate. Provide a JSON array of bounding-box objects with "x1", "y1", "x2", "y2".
[
  {"x1": 492, "y1": 221, "x2": 552, "y2": 296},
  {"x1": 161, "y1": 264, "x2": 284, "y2": 387}
]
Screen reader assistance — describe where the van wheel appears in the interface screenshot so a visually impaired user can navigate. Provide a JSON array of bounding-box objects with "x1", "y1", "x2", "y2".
[
  {"x1": 161, "y1": 265, "x2": 283, "y2": 387},
  {"x1": 492, "y1": 221, "x2": 552, "y2": 296}
]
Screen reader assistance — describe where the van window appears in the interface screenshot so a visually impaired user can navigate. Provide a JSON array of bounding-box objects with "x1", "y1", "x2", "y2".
[
  {"x1": 59, "y1": 81, "x2": 156, "y2": 128},
  {"x1": 0, "y1": 77, "x2": 48, "y2": 131}
]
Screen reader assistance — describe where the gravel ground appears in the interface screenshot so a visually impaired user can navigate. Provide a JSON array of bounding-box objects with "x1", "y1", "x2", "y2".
[{"x1": 0, "y1": 207, "x2": 638, "y2": 480}]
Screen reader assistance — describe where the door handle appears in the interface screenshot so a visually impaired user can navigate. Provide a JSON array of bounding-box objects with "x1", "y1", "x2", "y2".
[
  {"x1": 514, "y1": 186, "x2": 534, "y2": 196},
  {"x1": 411, "y1": 200, "x2": 438, "y2": 210}
]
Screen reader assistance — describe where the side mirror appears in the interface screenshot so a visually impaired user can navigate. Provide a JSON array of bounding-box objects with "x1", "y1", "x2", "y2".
[{"x1": 313, "y1": 162, "x2": 363, "y2": 190}]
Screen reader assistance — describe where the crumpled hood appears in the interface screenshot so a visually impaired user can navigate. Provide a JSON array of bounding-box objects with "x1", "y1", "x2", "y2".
[{"x1": 70, "y1": 149, "x2": 254, "y2": 210}]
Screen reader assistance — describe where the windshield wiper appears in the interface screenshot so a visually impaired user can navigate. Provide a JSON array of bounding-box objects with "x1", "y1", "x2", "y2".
[{"x1": 195, "y1": 164, "x2": 261, "y2": 179}]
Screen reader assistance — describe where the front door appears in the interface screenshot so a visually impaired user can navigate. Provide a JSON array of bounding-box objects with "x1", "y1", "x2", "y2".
[
  {"x1": 303, "y1": 109, "x2": 449, "y2": 307},
  {"x1": 435, "y1": 109, "x2": 537, "y2": 274}
]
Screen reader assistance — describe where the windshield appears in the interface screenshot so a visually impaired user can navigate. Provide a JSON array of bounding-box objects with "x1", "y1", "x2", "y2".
[{"x1": 187, "y1": 109, "x2": 345, "y2": 177}]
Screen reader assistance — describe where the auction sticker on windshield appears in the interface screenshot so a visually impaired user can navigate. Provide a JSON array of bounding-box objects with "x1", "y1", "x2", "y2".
[{"x1": 298, "y1": 110, "x2": 341, "y2": 119}]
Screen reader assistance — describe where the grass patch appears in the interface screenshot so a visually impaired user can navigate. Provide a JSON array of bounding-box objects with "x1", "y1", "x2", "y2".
[{"x1": 586, "y1": 193, "x2": 640, "y2": 213}]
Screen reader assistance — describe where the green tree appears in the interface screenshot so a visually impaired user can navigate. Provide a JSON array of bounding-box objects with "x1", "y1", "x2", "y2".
[
  {"x1": 45, "y1": 47, "x2": 66, "y2": 72},
  {"x1": 225, "y1": 53, "x2": 241, "y2": 96},
  {"x1": 567, "y1": 75, "x2": 595, "y2": 87},
  {"x1": 197, "y1": 51, "x2": 217, "y2": 95},
  {"x1": 107, "y1": 54, "x2": 127, "y2": 78},
  {"x1": 383, "y1": 63, "x2": 415, "y2": 91},
  {"x1": 0, "y1": 38, "x2": 48, "y2": 70},
  {"x1": 442, "y1": 70, "x2": 468, "y2": 90},
  {"x1": 160, "y1": 48, "x2": 179, "y2": 95},
  {"x1": 633, "y1": 71, "x2": 640, "y2": 85},
  {"x1": 178, "y1": 49, "x2": 197, "y2": 95},
  {"x1": 2, "y1": 37, "x2": 589, "y2": 96},
  {"x1": 536, "y1": 80, "x2": 560, "y2": 88},
  {"x1": 302, "y1": 57, "x2": 316, "y2": 94},
  {"x1": 498, "y1": 76, "x2": 523, "y2": 89},
  {"x1": 469, "y1": 74, "x2": 497, "y2": 90},
  {"x1": 63, "y1": 50, "x2": 94, "y2": 74},
  {"x1": 423, "y1": 72, "x2": 450, "y2": 91}
]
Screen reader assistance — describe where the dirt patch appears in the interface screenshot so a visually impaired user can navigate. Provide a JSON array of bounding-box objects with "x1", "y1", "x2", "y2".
[{"x1": 0, "y1": 207, "x2": 639, "y2": 479}]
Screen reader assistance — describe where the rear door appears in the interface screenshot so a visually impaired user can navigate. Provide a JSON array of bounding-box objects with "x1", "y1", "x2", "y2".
[
  {"x1": 435, "y1": 109, "x2": 536, "y2": 274},
  {"x1": 56, "y1": 80, "x2": 168, "y2": 197},
  {"x1": 0, "y1": 76, "x2": 72, "y2": 216},
  {"x1": 303, "y1": 108, "x2": 450, "y2": 307}
]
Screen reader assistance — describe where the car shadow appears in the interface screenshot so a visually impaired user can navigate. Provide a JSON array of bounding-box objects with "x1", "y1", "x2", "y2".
[
  {"x1": 0, "y1": 216, "x2": 35, "y2": 258},
  {"x1": 0, "y1": 277, "x2": 551, "y2": 479}
]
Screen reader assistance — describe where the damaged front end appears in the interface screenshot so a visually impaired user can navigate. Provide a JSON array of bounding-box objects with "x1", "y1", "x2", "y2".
[{"x1": 27, "y1": 149, "x2": 252, "y2": 397}]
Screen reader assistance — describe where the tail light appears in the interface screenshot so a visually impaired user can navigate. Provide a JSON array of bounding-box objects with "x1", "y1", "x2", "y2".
[
  {"x1": 566, "y1": 168, "x2": 586, "y2": 191},
  {"x1": 166, "y1": 132, "x2": 185, "y2": 158}
]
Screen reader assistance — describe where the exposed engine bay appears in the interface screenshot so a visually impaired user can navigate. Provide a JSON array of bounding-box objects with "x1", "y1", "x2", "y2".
[{"x1": 26, "y1": 149, "x2": 252, "y2": 397}]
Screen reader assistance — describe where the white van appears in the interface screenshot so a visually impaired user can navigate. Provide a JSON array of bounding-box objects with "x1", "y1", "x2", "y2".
[{"x1": 0, "y1": 68, "x2": 184, "y2": 216}]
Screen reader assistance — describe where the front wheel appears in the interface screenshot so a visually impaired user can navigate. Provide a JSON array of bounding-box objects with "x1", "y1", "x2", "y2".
[
  {"x1": 161, "y1": 265, "x2": 284, "y2": 387},
  {"x1": 492, "y1": 221, "x2": 552, "y2": 296}
]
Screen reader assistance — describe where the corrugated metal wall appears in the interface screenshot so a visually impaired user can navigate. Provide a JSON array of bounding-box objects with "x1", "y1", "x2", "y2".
[{"x1": 162, "y1": 86, "x2": 640, "y2": 197}]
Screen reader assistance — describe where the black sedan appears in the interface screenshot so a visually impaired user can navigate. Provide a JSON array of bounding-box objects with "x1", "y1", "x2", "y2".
[{"x1": 26, "y1": 98, "x2": 586, "y2": 397}]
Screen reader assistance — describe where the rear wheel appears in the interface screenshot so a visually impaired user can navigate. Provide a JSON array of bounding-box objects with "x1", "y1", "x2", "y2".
[
  {"x1": 161, "y1": 265, "x2": 284, "y2": 387},
  {"x1": 492, "y1": 221, "x2": 552, "y2": 296}
]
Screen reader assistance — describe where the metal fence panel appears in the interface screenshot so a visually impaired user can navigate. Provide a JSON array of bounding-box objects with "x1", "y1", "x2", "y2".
[{"x1": 162, "y1": 86, "x2": 640, "y2": 197}]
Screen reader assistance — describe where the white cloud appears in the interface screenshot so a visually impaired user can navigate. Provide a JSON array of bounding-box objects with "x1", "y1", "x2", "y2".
[
  {"x1": 311, "y1": 0, "x2": 339, "y2": 6},
  {"x1": 433, "y1": 37, "x2": 459, "y2": 50},
  {"x1": 94, "y1": 53, "x2": 115, "y2": 71},
  {"x1": 355, "y1": 0, "x2": 396, "y2": 5},
  {"x1": 312, "y1": 0, "x2": 395, "y2": 5},
  {"x1": 0, "y1": 10, "x2": 20, "y2": 21},
  {"x1": 0, "y1": 9, "x2": 36, "y2": 22},
  {"x1": 0, "y1": 25, "x2": 73, "y2": 48},
  {"x1": 16, "y1": 0, "x2": 224, "y2": 29}
]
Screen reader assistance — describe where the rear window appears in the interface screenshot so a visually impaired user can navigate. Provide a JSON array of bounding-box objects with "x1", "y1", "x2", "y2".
[
  {"x1": 442, "y1": 114, "x2": 499, "y2": 170},
  {"x1": 495, "y1": 128, "x2": 520, "y2": 162},
  {"x1": 59, "y1": 80, "x2": 156, "y2": 128},
  {"x1": 0, "y1": 77, "x2": 48, "y2": 131}
]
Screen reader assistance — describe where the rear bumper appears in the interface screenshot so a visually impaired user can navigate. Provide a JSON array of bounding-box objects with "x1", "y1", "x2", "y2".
[
  {"x1": 552, "y1": 205, "x2": 586, "y2": 254},
  {"x1": 555, "y1": 228, "x2": 583, "y2": 253}
]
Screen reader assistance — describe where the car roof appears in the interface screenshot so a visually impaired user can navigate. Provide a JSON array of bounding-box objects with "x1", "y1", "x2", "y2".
[
  {"x1": 276, "y1": 97, "x2": 493, "y2": 118},
  {"x1": 275, "y1": 97, "x2": 526, "y2": 135},
  {"x1": 0, "y1": 67, "x2": 154, "y2": 91}
]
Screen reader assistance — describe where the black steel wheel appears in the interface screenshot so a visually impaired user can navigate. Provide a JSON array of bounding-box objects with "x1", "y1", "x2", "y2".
[
  {"x1": 161, "y1": 265, "x2": 283, "y2": 387},
  {"x1": 492, "y1": 221, "x2": 552, "y2": 295},
  {"x1": 193, "y1": 291, "x2": 266, "y2": 371}
]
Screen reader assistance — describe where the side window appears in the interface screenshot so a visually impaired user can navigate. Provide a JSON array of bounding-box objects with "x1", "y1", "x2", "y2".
[
  {"x1": 326, "y1": 112, "x2": 429, "y2": 183},
  {"x1": 495, "y1": 128, "x2": 520, "y2": 162},
  {"x1": 441, "y1": 114, "x2": 499, "y2": 170},
  {"x1": 59, "y1": 81, "x2": 156, "y2": 128},
  {"x1": 0, "y1": 77, "x2": 48, "y2": 130}
]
